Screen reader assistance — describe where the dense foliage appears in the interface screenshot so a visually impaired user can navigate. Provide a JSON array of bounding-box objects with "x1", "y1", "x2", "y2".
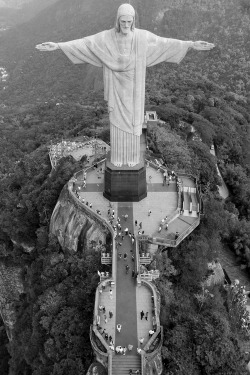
[
  {"x1": 156, "y1": 198, "x2": 250, "y2": 374},
  {"x1": 8, "y1": 245, "x2": 100, "y2": 375},
  {"x1": 0, "y1": 146, "x2": 100, "y2": 374}
]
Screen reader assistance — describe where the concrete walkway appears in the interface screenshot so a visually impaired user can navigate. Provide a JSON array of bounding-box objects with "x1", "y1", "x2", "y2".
[
  {"x1": 115, "y1": 203, "x2": 138, "y2": 355},
  {"x1": 78, "y1": 165, "x2": 198, "y2": 244}
]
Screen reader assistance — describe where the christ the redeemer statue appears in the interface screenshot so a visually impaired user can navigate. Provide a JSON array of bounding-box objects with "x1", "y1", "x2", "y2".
[{"x1": 36, "y1": 3, "x2": 214, "y2": 167}]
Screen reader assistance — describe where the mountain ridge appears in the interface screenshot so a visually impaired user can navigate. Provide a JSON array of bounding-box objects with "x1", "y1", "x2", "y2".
[{"x1": 0, "y1": 0, "x2": 60, "y2": 26}]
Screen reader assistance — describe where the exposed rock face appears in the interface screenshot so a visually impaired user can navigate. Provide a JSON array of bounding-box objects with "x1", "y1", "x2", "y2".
[
  {"x1": 11, "y1": 239, "x2": 35, "y2": 253},
  {"x1": 0, "y1": 263, "x2": 24, "y2": 340},
  {"x1": 50, "y1": 183, "x2": 109, "y2": 253}
]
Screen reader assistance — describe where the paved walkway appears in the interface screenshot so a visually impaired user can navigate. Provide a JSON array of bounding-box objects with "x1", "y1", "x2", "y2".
[
  {"x1": 77, "y1": 165, "x2": 198, "y2": 243},
  {"x1": 115, "y1": 203, "x2": 138, "y2": 355},
  {"x1": 113, "y1": 203, "x2": 155, "y2": 357}
]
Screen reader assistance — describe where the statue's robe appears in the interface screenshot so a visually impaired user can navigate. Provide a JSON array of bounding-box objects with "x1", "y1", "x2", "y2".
[{"x1": 58, "y1": 29, "x2": 192, "y2": 166}]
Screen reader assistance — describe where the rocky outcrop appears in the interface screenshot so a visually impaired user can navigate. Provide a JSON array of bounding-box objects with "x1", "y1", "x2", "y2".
[
  {"x1": 50, "y1": 183, "x2": 109, "y2": 253},
  {"x1": 11, "y1": 239, "x2": 35, "y2": 253}
]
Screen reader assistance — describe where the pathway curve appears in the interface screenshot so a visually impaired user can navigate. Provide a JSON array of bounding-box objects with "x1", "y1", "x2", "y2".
[
  {"x1": 115, "y1": 202, "x2": 138, "y2": 355},
  {"x1": 210, "y1": 147, "x2": 229, "y2": 199}
]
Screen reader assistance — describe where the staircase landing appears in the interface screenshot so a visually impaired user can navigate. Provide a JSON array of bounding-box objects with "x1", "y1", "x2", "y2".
[{"x1": 112, "y1": 355, "x2": 141, "y2": 375}]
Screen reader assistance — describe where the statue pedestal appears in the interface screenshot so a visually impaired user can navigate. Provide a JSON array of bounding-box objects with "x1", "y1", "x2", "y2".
[{"x1": 103, "y1": 159, "x2": 147, "y2": 202}]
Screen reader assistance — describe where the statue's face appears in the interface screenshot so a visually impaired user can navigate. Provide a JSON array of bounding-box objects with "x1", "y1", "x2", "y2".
[{"x1": 119, "y1": 15, "x2": 134, "y2": 35}]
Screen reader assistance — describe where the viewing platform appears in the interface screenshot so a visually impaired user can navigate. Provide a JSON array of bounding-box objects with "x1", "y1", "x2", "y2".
[
  {"x1": 72, "y1": 159, "x2": 201, "y2": 249},
  {"x1": 50, "y1": 129, "x2": 202, "y2": 375},
  {"x1": 68, "y1": 152, "x2": 201, "y2": 375}
]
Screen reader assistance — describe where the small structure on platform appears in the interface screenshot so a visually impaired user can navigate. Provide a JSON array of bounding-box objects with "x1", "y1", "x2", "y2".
[
  {"x1": 145, "y1": 111, "x2": 158, "y2": 126},
  {"x1": 48, "y1": 138, "x2": 110, "y2": 169}
]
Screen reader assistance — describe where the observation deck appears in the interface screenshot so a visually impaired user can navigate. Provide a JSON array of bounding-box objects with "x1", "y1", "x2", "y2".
[{"x1": 68, "y1": 153, "x2": 201, "y2": 375}]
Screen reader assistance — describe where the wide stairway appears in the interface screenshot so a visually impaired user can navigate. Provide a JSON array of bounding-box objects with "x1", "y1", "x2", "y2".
[{"x1": 112, "y1": 355, "x2": 141, "y2": 375}]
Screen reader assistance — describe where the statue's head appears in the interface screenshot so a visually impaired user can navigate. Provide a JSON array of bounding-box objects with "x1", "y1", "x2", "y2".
[{"x1": 115, "y1": 3, "x2": 135, "y2": 34}]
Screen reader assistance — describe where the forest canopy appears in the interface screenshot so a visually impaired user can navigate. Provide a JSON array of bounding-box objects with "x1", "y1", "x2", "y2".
[{"x1": 0, "y1": 0, "x2": 250, "y2": 374}]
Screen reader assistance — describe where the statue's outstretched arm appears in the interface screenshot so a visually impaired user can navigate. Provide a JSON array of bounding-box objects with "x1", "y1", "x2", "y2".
[
  {"x1": 35, "y1": 42, "x2": 60, "y2": 51},
  {"x1": 191, "y1": 41, "x2": 215, "y2": 50}
]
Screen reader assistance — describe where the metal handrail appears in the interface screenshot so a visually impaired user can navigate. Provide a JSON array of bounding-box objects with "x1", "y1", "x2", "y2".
[
  {"x1": 68, "y1": 180, "x2": 115, "y2": 239},
  {"x1": 141, "y1": 279, "x2": 161, "y2": 327},
  {"x1": 108, "y1": 353, "x2": 113, "y2": 375},
  {"x1": 74, "y1": 158, "x2": 107, "y2": 181},
  {"x1": 135, "y1": 236, "x2": 141, "y2": 285},
  {"x1": 69, "y1": 177, "x2": 118, "y2": 287},
  {"x1": 146, "y1": 215, "x2": 200, "y2": 247},
  {"x1": 139, "y1": 281, "x2": 163, "y2": 375},
  {"x1": 166, "y1": 208, "x2": 179, "y2": 225},
  {"x1": 175, "y1": 217, "x2": 200, "y2": 244},
  {"x1": 143, "y1": 326, "x2": 164, "y2": 364},
  {"x1": 111, "y1": 236, "x2": 116, "y2": 284},
  {"x1": 141, "y1": 351, "x2": 145, "y2": 375}
]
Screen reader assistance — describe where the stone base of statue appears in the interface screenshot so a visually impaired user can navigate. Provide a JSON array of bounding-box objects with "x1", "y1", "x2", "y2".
[{"x1": 103, "y1": 157, "x2": 147, "y2": 202}]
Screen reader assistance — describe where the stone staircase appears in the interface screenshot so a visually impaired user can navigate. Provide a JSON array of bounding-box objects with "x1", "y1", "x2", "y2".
[
  {"x1": 112, "y1": 355, "x2": 141, "y2": 375},
  {"x1": 101, "y1": 253, "x2": 112, "y2": 265}
]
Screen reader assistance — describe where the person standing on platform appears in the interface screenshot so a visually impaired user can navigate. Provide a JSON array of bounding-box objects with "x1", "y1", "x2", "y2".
[
  {"x1": 149, "y1": 329, "x2": 154, "y2": 337},
  {"x1": 139, "y1": 337, "x2": 144, "y2": 345},
  {"x1": 117, "y1": 324, "x2": 122, "y2": 332}
]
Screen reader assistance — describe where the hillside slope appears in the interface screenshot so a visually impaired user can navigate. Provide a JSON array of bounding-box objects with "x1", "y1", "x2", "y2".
[{"x1": 0, "y1": 0, "x2": 60, "y2": 27}]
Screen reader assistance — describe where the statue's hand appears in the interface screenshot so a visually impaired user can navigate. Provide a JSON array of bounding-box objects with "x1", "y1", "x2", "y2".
[
  {"x1": 192, "y1": 41, "x2": 215, "y2": 51},
  {"x1": 35, "y1": 42, "x2": 59, "y2": 51}
]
